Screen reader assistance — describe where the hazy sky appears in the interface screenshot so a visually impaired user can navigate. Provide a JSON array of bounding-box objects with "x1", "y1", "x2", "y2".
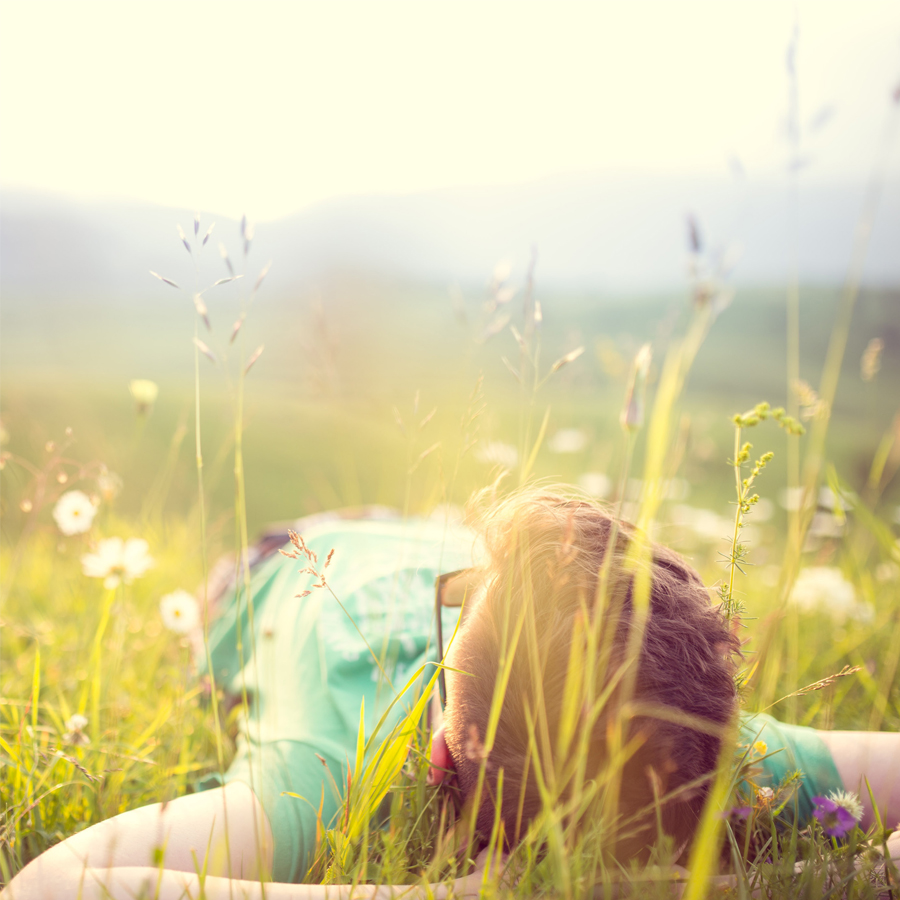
[{"x1": 1, "y1": 1, "x2": 898, "y2": 222}]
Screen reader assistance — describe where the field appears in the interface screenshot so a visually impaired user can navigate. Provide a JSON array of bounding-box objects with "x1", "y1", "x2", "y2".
[{"x1": 2, "y1": 246, "x2": 900, "y2": 897}]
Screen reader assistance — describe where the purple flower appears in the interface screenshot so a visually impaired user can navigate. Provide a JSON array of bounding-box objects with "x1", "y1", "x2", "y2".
[{"x1": 812, "y1": 796, "x2": 856, "y2": 838}]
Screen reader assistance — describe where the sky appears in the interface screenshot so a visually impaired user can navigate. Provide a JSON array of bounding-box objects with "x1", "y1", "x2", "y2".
[{"x1": 1, "y1": 1, "x2": 898, "y2": 222}]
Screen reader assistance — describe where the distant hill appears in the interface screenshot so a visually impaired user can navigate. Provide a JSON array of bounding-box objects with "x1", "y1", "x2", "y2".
[{"x1": 1, "y1": 171, "x2": 898, "y2": 303}]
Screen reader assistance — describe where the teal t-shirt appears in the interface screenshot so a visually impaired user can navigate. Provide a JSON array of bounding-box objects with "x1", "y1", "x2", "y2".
[
  {"x1": 197, "y1": 513, "x2": 479, "y2": 883},
  {"x1": 737, "y1": 712, "x2": 844, "y2": 823},
  {"x1": 197, "y1": 513, "x2": 844, "y2": 883}
]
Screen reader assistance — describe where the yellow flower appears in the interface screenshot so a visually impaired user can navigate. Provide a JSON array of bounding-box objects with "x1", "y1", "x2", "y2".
[{"x1": 753, "y1": 740, "x2": 768, "y2": 756}]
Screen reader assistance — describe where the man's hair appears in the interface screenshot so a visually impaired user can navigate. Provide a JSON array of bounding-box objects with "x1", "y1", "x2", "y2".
[{"x1": 442, "y1": 488, "x2": 739, "y2": 860}]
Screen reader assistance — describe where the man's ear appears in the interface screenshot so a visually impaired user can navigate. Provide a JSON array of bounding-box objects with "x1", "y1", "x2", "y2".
[{"x1": 428, "y1": 724, "x2": 454, "y2": 785}]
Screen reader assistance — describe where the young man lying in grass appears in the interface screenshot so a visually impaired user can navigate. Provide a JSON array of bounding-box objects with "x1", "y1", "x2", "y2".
[{"x1": 5, "y1": 489, "x2": 900, "y2": 898}]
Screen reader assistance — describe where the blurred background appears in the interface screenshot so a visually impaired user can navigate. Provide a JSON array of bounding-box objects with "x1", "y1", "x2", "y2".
[{"x1": 1, "y1": 1, "x2": 899, "y2": 570}]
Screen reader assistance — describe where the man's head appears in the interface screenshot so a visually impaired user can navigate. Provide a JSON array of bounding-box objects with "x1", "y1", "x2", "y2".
[{"x1": 432, "y1": 488, "x2": 739, "y2": 860}]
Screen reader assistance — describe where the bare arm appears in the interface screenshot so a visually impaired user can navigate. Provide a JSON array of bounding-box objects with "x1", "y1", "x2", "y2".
[
  {"x1": 2, "y1": 782, "x2": 488, "y2": 900},
  {"x1": 816, "y1": 730, "x2": 900, "y2": 830},
  {"x1": 3, "y1": 781, "x2": 273, "y2": 898},
  {"x1": 5, "y1": 866, "x2": 489, "y2": 900}
]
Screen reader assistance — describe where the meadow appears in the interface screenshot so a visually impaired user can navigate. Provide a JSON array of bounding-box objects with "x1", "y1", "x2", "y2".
[{"x1": 2, "y1": 225, "x2": 900, "y2": 897}]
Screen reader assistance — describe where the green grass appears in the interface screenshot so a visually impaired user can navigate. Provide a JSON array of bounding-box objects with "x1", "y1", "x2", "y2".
[{"x1": 2, "y1": 263, "x2": 900, "y2": 896}]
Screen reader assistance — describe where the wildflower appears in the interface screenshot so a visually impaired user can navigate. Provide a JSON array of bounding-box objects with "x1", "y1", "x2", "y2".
[
  {"x1": 129, "y1": 379, "x2": 159, "y2": 416},
  {"x1": 756, "y1": 786, "x2": 775, "y2": 803},
  {"x1": 476, "y1": 441, "x2": 519, "y2": 469},
  {"x1": 63, "y1": 713, "x2": 90, "y2": 746},
  {"x1": 753, "y1": 740, "x2": 768, "y2": 756},
  {"x1": 827, "y1": 790, "x2": 864, "y2": 823},
  {"x1": 52, "y1": 490, "x2": 97, "y2": 535},
  {"x1": 578, "y1": 471, "x2": 611, "y2": 499},
  {"x1": 159, "y1": 590, "x2": 201, "y2": 634},
  {"x1": 82, "y1": 537, "x2": 154, "y2": 589},
  {"x1": 812, "y1": 795, "x2": 859, "y2": 838},
  {"x1": 789, "y1": 567, "x2": 873, "y2": 625}
]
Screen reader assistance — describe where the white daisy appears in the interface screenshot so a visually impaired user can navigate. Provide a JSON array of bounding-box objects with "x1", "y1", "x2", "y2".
[
  {"x1": 159, "y1": 589, "x2": 201, "y2": 634},
  {"x1": 82, "y1": 537, "x2": 154, "y2": 589},
  {"x1": 53, "y1": 490, "x2": 97, "y2": 535}
]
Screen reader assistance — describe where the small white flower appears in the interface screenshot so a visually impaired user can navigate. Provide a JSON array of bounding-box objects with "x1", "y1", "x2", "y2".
[
  {"x1": 827, "y1": 789, "x2": 864, "y2": 823},
  {"x1": 82, "y1": 537, "x2": 154, "y2": 589},
  {"x1": 670, "y1": 505, "x2": 730, "y2": 543},
  {"x1": 548, "y1": 428, "x2": 588, "y2": 454},
  {"x1": 789, "y1": 567, "x2": 873, "y2": 625},
  {"x1": 476, "y1": 441, "x2": 519, "y2": 469},
  {"x1": 159, "y1": 590, "x2": 200, "y2": 634},
  {"x1": 63, "y1": 713, "x2": 90, "y2": 745},
  {"x1": 578, "y1": 471, "x2": 611, "y2": 499},
  {"x1": 65, "y1": 713, "x2": 88, "y2": 732},
  {"x1": 53, "y1": 490, "x2": 97, "y2": 535},
  {"x1": 757, "y1": 786, "x2": 775, "y2": 802}
]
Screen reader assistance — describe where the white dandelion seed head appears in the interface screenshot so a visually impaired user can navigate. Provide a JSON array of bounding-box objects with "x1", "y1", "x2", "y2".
[
  {"x1": 65, "y1": 713, "x2": 88, "y2": 732},
  {"x1": 62, "y1": 713, "x2": 90, "y2": 745},
  {"x1": 53, "y1": 490, "x2": 97, "y2": 536},
  {"x1": 160, "y1": 589, "x2": 201, "y2": 634},
  {"x1": 82, "y1": 537, "x2": 154, "y2": 589}
]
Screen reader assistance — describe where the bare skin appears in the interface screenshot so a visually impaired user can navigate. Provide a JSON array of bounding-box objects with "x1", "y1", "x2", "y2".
[
  {"x1": 1, "y1": 782, "x2": 489, "y2": 900},
  {"x1": 817, "y1": 730, "x2": 900, "y2": 830}
]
